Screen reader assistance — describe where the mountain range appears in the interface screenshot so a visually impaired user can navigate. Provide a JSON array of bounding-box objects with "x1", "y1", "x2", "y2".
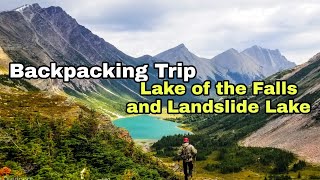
[
  {"x1": 0, "y1": 3, "x2": 295, "y2": 116},
  {"x1": 155, "y1": 44, "x2": 295, "y2": 84},
  {"x1": 0, "y1": 3, "x2": 319, "y2": 179}
]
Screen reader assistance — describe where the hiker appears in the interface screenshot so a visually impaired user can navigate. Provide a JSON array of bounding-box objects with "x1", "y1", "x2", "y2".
[{"x1": 177, "y1": 137, "x2": 197, "y2": 180}]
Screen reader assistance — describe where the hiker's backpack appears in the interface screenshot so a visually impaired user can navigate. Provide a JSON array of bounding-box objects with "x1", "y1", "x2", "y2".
[{"x1": 181, "y1": 144, "x2": 193, "y2": 161}]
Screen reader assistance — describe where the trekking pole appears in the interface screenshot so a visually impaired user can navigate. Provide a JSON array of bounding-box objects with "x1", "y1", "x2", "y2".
[{"x1": 193, "y1": 156, "x2": 196, "y2": 178}]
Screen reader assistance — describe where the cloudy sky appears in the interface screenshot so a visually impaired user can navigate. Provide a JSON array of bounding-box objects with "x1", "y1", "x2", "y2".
[{"x1": 1, "y1": 0, "x2": 320, "y2": 64}]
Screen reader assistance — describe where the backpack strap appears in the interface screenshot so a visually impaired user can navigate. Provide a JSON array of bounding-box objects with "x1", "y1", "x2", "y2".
[{"x1": 181, "y1": 144, "x2": 192, "y2": 161}]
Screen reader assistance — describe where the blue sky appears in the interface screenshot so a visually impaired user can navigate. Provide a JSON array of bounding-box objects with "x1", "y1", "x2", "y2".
[{"x1": 1, "y1": 0, "x2": 320, "y2": 64}]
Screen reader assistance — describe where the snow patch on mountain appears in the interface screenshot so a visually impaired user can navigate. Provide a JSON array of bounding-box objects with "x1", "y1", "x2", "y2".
[{"x1": 14, "y1": 4, "x2": 32, "y2": 12}]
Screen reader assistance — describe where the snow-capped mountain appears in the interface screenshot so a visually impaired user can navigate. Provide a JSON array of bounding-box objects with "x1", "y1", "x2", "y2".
[{"x1": 14, "y1": 4, "x2": 33, "y2": 12}]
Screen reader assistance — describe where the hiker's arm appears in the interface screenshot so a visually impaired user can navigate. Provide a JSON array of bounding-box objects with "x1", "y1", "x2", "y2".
[{"x1": 191, "y1": 146, "x2": 197, "y2": 155}]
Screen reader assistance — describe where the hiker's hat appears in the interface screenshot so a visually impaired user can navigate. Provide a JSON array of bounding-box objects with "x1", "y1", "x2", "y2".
[{"x1": 183, "y1": 137, "x2": 189, "y2": 143}]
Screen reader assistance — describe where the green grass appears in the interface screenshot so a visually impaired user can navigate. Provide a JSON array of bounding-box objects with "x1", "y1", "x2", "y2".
[{"x1": 63, "y1": 82, "x2": 138, "y2": 119}]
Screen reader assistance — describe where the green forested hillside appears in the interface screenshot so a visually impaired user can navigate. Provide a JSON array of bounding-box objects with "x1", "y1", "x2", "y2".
[
  {"x1": 0, "y1": 76, "x2": 176, "y2": 179},
  {"x1": 153, "y1": 54, "x2": 320, "y2": 179}
]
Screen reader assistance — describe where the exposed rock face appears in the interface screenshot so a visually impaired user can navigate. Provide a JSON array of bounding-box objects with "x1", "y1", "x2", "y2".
[
  {"x1": 211, "y1": 48, "x2": 263, "y2": 84},
  {"x1": 0, "y1": 4, "x2": 296, "y2": 107},
  {"x1": 155, "y1": 44, "x2": 222, "y2": 82},
  {"x1": 2, "y1": 3, "x2": 133, "y2": 66},
  {"x1": 0, "y1": 3, "x2": 148, "y2": 101},
  {"x1": 242, "y1": 53, "x2": 320, "y2": 163},
  {"x1": 242, "y1": 114, "x2": 320, "y2": 163},
  {"x1": 155, "y1": 44, "x2": 295, "y2": 85},
  {"x1": 242, "y1": 45, "x2": 296, "y2": 77}
]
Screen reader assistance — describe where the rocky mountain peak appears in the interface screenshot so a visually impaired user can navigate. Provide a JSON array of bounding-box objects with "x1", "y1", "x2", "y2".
[
  {"x1": 175, "y1": 43, "x2": 187, "y2": 49},
  {"x1": 155, "y1": 43, "x2": 200, "y2": 63},
  {"x1": 45, "y1": 5, "x2": 66, "y2": 15},
  {"x1": 242, "y1": 45, "x2": 295, "y2": 76},
  {"x1": 166, "y1": 43, "x2": 190, "y2": 54},
  {"x1": 245, "y1": 45, "x2": 282, "y2": 57},
  {"x1": 14, "y1": 3, "x2": 41, "y2": 12},
  {"x1": 0, "y1": 3, "x2": 297, "y2": 92},
  {"x1": 224, "y1": 48, "x2": 239, "y2": 54}
]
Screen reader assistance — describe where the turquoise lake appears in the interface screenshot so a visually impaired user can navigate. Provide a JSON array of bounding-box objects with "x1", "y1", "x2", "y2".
[{"x1": 113, "y1": 115, "x2": 191, "y2": 140}]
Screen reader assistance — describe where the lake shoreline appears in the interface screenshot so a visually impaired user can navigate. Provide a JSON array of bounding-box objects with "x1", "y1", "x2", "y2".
[
  {"x1": 134, "y1": 139, "x2": 158, "y2": 152},
  {"x1": 110, "y1": 107, "x2": 183, "y2": 121},
  {"x1": 113, "y1": 115, "x2": 192, "y2": 140},
  {"x1": 114, "y1": 115, "x2": 193, "y2": 134},
  {"x1": 114, "y1": 115, "x2": 193, "y2": 153}
]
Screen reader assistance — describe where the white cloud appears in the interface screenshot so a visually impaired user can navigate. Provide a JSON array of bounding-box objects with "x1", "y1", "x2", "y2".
[{"x1": 1, "y1": 0, "x2": 320, "y2": 64}]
